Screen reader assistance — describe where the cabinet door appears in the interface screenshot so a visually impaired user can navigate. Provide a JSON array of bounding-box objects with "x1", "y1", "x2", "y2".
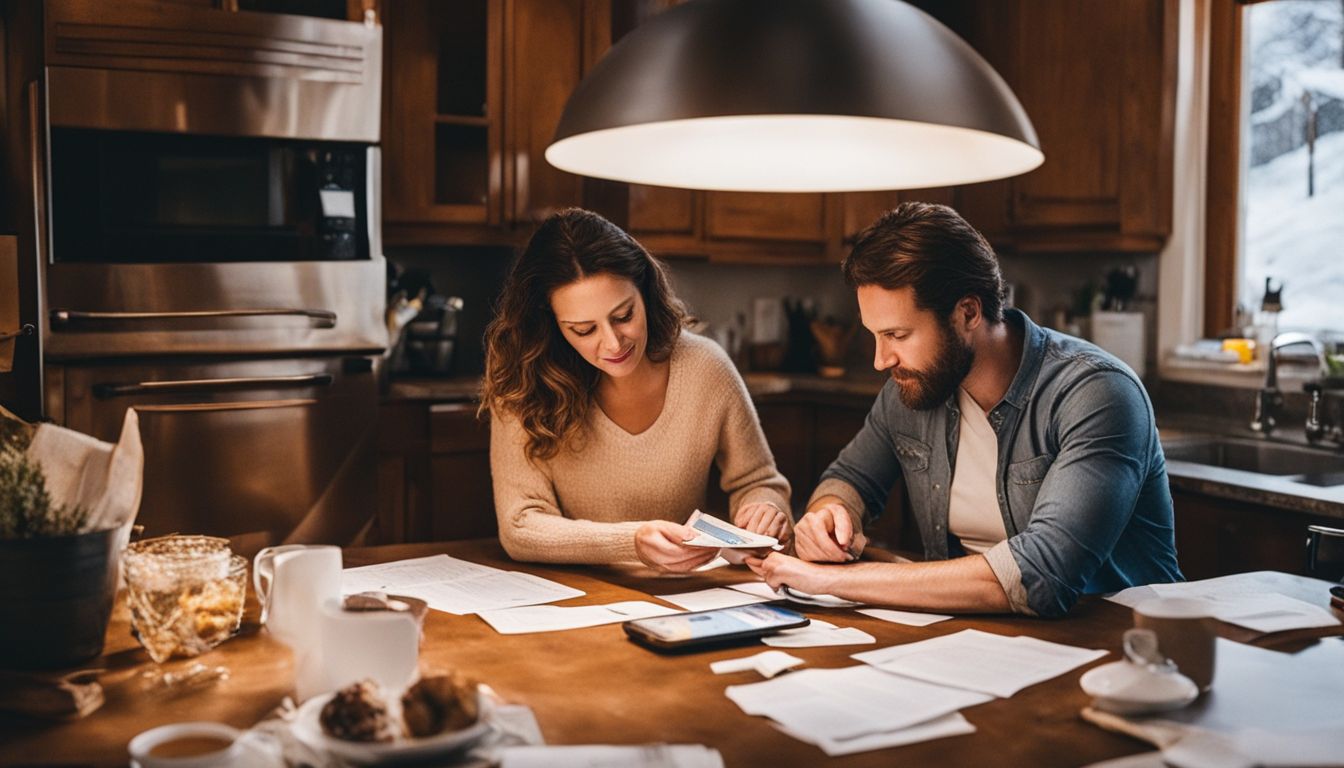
[
  {"x1": 505, "y1": 0, "x2": 609, "y2": 226},
  {"x1": 756, "y1": 402, "x2": 815, "y2": 515},
  {"x1": 382, "y1": 0, "x2": 504, "y2": 225},
  {"x1": 428, "y1": 403, "x2": 497, "y2": 541},
  {"x1": 1172, "y1": 488, "x2": 1324, "y2": 580},
  {"x1": 1007, "y1": 0, "x2": 1174, "y2": 249},
  {"x1": 916, "y1": 0, "x2": 1175, "y2": 252}
]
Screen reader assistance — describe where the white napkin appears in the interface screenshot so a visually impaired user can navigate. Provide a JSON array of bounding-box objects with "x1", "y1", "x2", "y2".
[
  {"x1": 18, "y1": 407, "x2": 143, "y2": 534},
  {"x1": 710, "y1": 650, "x2": 804, "y2": 679}
]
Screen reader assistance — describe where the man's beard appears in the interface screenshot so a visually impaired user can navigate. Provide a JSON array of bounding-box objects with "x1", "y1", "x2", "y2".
[{"x1": 889, "y1": 320, "x2": 974, "y2": 411}]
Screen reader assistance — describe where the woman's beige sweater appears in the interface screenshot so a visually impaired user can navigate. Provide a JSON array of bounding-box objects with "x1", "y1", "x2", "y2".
[{"x1": 489, "y1": 332, "x2": 791, "y2": 564}]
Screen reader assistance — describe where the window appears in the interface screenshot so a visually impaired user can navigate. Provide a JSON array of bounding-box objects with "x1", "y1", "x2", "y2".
[
  {"x1": 1240, "y1": 1, "x2": 1344, "y2": 333},
  {"x1": 1208, "y1": 0, "x2": 1344, "y2": 338}
]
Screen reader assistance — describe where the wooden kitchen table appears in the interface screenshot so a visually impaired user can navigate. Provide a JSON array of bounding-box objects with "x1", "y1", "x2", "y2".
[{"x1": 4, "y1": 539, "x2": 1342, "y2": 767}]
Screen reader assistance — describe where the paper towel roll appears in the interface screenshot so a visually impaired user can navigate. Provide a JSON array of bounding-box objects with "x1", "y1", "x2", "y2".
[{"x1": 1092, "y1": 311, "x2": 1146, "y2": 378}]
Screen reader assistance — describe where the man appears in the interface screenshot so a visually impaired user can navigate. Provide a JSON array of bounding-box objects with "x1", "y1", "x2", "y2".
[{"x1": 747, "y1": 202, "x2": 1182, "y2": 617}]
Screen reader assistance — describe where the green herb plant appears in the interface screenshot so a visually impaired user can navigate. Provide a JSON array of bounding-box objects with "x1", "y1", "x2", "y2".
[{"x1": 0, "y1": 423, "x2": 88, "y2": 539}]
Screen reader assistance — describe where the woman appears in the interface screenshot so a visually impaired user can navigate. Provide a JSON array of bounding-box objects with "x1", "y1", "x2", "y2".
[{"x1": 480, "y1": 208, "x2": 791, "y2": 572}]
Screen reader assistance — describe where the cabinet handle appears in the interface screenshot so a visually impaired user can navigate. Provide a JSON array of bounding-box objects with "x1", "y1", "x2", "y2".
[
  {"x1": 93, "y1": 373, "x2": 334, "y2": 398},
  {"x1": 0, "y1": 324, "x2": 35, "y2": 341}
]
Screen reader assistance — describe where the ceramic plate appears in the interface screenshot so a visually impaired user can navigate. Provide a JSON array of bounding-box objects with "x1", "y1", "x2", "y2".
[{"x1": 292, "y1": 690, "x2": 491, "y2": 766}]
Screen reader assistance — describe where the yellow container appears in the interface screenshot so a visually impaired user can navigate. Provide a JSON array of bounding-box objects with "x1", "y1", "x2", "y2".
[{"x1": 1222, "y1": 338, "x2": 1255, "y2": 365}]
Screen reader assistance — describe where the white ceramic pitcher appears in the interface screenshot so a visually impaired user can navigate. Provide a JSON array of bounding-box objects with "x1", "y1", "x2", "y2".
[{"x1": 252, "y1": 545, "x2": 419, "y2": 701}]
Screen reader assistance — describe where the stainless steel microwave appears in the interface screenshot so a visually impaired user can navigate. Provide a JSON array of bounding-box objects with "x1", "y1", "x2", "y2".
[
  {"x1": 49, "y1": 131, "x2": 375, "y2": 264},
  {"x1": 38, "y1": 0, "x2": 387, "y2": 360}
]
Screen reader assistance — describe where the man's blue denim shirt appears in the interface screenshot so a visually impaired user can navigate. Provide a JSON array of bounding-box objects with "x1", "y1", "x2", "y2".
[{"x1": 816, "y1": 309, "x2": 1183, "y2": 617}]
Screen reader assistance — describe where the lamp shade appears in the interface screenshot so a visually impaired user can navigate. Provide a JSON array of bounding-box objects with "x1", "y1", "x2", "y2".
[{"x1": 546, "y1": 0, "x2": 1043, "y2": 192}]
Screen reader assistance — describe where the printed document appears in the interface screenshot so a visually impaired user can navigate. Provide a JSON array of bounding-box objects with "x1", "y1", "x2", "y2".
[
  {"x1": 776, "y1": 712, "x2": 976, "y2": 757},
  {"x1": 1107, "y1": 571, "x2": 1342, "y2": 633},
  {"x1": 477, "y1": 601, "x2": 678, "y2": 635},
  {"x1": 656, "y1": 587, "x2": 771, "y2": 612},
  {"x1": 852, "y1": 628, "x2": 1107, "y2": 698},
  {"x1": 725, "y1": 664, "x2": 992, "y2": 741},
  {"x1": 681, "y1": 510, "x2": 782, "y2": 549},
  {"x1": 500, "y1": 744, "x2": 724, "y2": 768},
  {"x1": 857, "y1": 607, "x2": 953, "y2": 627},
  {"x1": 341, "y1": 554, "x2": 584, "y2": 615}
]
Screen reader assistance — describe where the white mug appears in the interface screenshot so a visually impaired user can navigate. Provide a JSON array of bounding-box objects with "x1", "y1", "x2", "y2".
[
  {"x1": 251, "y1": 545, "x2": 341, "y2": 648},
  {"x1": 128, "y1": 721, "x2": 242, "y2": 768}
]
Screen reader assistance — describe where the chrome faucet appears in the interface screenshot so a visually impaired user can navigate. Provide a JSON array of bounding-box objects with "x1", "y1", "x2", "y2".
[{"x1": 1250, "y1": 332, "x2": 1325, "y2": 435}]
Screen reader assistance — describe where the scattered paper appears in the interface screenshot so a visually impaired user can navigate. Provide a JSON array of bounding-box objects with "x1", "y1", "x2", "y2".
[
  {"x1": 1106, "y1": 572, "x2": 1342, "y2": 634},
  {"x1": 858, "y1": 608, "x2": 953, "y2": 627},
  {"x1": 725, "y1": 664, "x2": 992, "y2": 742},
  {"x1": 341, "y1": 555, "x2": 584, "y2": 615},
  {"x1": 1207, "y1": 593, "x2": 1341, "y2": 634},
  {"x1": 682, "y1": 510, "x2": 781, "y2": 550},
  {"x1": 1168, "y1": 727, "x2": 1344, "y2": 768},
  {"x1": 499, "y1": 745, "x2": 724, "y2": 768},
  {"x1": 727, "y1": 581, "x2": 863, "y2": 609},
  {"x1": 478, "y1": 601, "x2": 679, "y2": 635},
  {"x1": 656, "y1": 587, "x2": 770, "y2": 612},
  {"x1": 763, "y1": 621, "x2": 876, "y2": 648},
  {"x1": 710, "y1": 650, "x2": 804, "y2": 678},
  {"x1": 776, "y1": 712, "x2": 976, "y2": 757},
  {"x1": 852, "y1": 628, "x2": 1108, "y2": 698}
]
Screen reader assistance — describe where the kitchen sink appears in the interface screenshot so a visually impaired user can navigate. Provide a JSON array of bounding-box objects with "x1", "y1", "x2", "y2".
[{"x1": 1163, "y1": 436, "x2": 1344, "y2": 485}]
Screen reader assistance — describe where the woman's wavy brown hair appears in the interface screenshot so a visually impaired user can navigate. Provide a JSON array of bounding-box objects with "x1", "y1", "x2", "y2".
[{"x1": 480, "y1": 208, "x2": 688, "y2": 461}]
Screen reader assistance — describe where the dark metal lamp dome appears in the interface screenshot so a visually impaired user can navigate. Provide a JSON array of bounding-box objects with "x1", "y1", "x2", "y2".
[{"x1": 546, "y1": 0, "x2": 1043, "y2": 193}]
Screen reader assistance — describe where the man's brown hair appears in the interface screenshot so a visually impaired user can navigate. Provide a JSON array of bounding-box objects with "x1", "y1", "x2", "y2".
[{"x1": 843, "y1": 202, "x2": 1005, "y2": 324}]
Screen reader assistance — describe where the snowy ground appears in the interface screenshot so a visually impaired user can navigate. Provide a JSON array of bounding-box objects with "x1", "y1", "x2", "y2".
[{"x1": 1242, "y1": 128, "x2": 1344, "y2": 333}]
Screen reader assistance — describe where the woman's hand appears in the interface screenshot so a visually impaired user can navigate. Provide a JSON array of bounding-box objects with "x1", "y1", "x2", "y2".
[
  {"x1": 733, "y1": 501, "x2": 793, "y2": 548},
  {"x1": 744, "y1": 552, "x2": 833, "y2": 595},
  {"x1": 634, "y1": 520, "x2": 719, "y2": 573}
]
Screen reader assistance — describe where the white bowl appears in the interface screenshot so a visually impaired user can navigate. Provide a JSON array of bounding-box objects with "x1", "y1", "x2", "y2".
[{"x1": 1080, "y1": 660, "x2": 1199, "y2": 716}]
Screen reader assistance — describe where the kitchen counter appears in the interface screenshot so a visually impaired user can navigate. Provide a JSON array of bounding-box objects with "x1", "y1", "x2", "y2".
[
  {"x1": 1158, "y1": 417, "x2": 1344, "y2": 522},
  {"x1": 385, "y1": 369, "x2": 887, "y2": 405}
]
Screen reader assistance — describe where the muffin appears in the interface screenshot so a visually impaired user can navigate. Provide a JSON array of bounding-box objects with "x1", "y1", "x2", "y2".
[
  {"x1": 400, "y1": 671, "x2": 480, "y2": 737},
  {"x1": 319, "y1": 680, "x2": 399, "y2": 742}
]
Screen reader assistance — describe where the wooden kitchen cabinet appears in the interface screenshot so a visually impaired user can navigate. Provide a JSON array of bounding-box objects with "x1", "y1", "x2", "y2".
[
  {"x1": 1171, "y1": 488, "x2": 1332, "y2": 581},
  {"x1": 381, "y1": 0, "x2": 610, "y2": 244},
  {"x1": 376, "y1": 401, "x2": 496, "y2": 544},
  {"x1": 917, "y1": 0, "x2": 1177, "y2": 252},
  {"x1": 744, "y1": 395, "x2": 915, "y2": 552}
]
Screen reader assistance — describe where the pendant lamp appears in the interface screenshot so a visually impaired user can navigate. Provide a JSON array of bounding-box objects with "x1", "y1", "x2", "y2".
[{"x1": 546, "y1": 0, "x2": 1043, "y2": 193}]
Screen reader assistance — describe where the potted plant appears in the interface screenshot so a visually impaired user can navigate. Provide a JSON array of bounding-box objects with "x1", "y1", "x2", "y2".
[{"x1": 0, "y1": 418, "x2": 122, "y2": 670}]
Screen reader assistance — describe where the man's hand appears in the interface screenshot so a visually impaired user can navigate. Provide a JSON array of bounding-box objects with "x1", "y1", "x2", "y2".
[
  {"x1": 745, "y1": 552, "x2": 832, "y2": 594},
  {"x1": 793, "y1": 501, "x2": 866, "y2": 563},
  {"x1": 733, "y1": 501, "x2": 793, "y2": 548},
  {"x1": 634, "y1": 521, "x2": 719, "y2": 572}
]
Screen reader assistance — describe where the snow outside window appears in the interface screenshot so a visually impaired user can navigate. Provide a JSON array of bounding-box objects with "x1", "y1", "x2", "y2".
[{"x1": 1241, "y1": 0, "x2": 1344, "y2": 335}]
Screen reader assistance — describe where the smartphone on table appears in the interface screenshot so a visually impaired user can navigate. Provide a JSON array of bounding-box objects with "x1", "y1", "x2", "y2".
[{"x1": 623, "y1": 602, "x2": 809, "y2": 652}]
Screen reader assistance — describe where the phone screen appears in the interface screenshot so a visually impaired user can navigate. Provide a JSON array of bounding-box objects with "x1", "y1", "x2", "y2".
[{"x1": 631, "y1": 603, "x2": 806, "y2": 642}]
